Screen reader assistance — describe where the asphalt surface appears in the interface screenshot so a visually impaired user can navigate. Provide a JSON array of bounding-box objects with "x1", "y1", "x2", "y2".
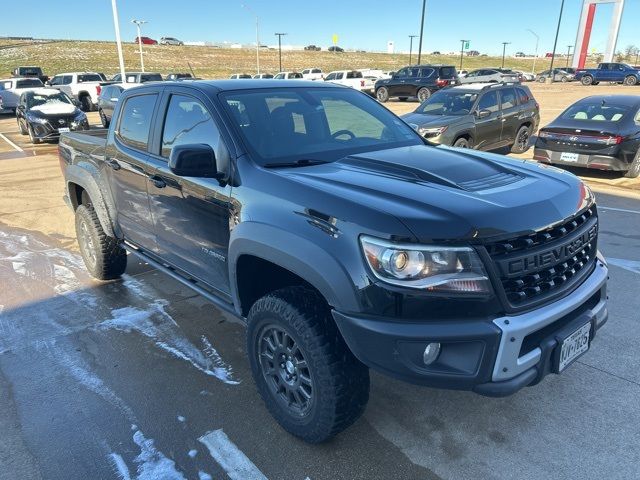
[{"x1": 0, "y1": 108, "x2": 639, "y2": 480}]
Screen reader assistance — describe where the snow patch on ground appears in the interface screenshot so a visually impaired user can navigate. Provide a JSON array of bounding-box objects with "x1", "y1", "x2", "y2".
[
  {"x1": 131, "y1": 429, "x2": 187, "y2": 480},
  {"x1": 188, "y1": 449, "x2": 198, "y2": 458},
  {"x1": 110, "y1": 453, "x2": 132, "y2": 480},
  {"x1": 198, "y1": 472, "x2": 213, "y2": 480},
  {"x1": 177, "y1": 415, "x2": 186, "y2": 422}
]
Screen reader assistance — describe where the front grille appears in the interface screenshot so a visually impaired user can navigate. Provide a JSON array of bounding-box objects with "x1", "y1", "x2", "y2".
[{"x1": 485, "y1": 206, "x2": 598, "y2": 308}]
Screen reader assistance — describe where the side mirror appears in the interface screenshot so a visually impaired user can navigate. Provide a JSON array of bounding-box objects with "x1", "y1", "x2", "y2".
[
  {"x1": 72, "y1": 99, "x2": 81, "y2": 107},
  {"x1": 45, "y1": 81, "x2": 51, "y2": 86},
  {"x1": 476, "y1": 109, "x2": 491, "y2": 119},
  {"x1": 169, "y1": 144, "x2": 221, "y2": 178}
]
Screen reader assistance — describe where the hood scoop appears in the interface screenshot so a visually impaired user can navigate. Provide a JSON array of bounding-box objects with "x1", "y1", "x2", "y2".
[{"x1": 341, "y1": 147, "x2": 524, "y2": 192}]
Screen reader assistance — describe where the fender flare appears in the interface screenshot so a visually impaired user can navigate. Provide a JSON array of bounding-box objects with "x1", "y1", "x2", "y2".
[
  {"x1": 64, "y1": 163, "x2": 118, "y2": 238},
  {"x1": 228, "y1": 222, "x2": 360, "y2": 315}
]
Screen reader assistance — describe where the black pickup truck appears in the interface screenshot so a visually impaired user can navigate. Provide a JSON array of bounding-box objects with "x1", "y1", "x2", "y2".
[{"x1": 59, "y1": 80, "x2": 609, "y2": 443}]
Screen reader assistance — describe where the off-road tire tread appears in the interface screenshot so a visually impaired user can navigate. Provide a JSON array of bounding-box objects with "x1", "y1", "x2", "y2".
[
  {"x1": 247, "y1": 286, "x2": 369, "y2": 443},
  {"x1": 624, "y1": 150, "x2": 640, "y2": 178},
  {"x1": 75, "y1": 204, "x2": 126, "y2": 280}
]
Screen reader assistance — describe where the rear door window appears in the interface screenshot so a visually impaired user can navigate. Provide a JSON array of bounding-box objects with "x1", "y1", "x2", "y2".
[
  {"x1": 117, "y1": 94, "x2": 157, "y2": 151},
  {"x1": 500, "y1": 88, "x2": 517, "y2": 109},
  {"x1": 419, "y1": 68, "x2": 434, "y2": 78},
  {"x1": 478, "y1": 91, "x2": 499, "y2": 113}
]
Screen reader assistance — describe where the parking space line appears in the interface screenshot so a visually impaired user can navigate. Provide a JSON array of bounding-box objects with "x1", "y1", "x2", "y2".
[
  {"x1": 0, "y1": 132, "x2": 23, "y2": 152},
  {"x1": 599, "y1": 206, "x2": 640, "y2": 215},
  {"x1": 199, "y1": 429, "x2": 268, "y2": 480}
]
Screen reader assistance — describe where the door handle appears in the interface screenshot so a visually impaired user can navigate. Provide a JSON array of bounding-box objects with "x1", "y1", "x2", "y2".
[
  {"x1": 105, "y1": 158, "x2": 121, "y2": 170},
  {"x1": 149, "y1": 175, "x2": 166, "y2": 189}
]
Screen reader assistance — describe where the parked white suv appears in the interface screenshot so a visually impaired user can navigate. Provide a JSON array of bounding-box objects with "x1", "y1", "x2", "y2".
[
  {"x1": 47, "y1": 72, "x2": 104, "y2": 111},
  {"x1": 301, "y1": 68, "x2": 324, "y2": 81},
  {"x1": 273, "y1": 72, "x2": 303, "y2": 80},
  {"x1": 324, "y1": 70, "x2": 374, "y2": 95},
  {"x1": 0, "y1": 77, "x2": 44, "y2": 111}
]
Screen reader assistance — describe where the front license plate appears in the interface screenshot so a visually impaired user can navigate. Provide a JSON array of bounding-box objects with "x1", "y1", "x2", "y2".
[
  {"x1": 558, "y1": 323, "x2": 591, "y2": 372},
  {"x1": 58, "y1": 127, "x2": 70, "y2": 133},
  {"x1": 560, "y1": 152, "x2": 579, "y2": 162}
]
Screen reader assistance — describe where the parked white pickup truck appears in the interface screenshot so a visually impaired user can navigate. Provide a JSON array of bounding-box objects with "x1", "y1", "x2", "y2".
[
  {"x1": 0, "y1": 77, "x2": 44, "y2": 111},
  {"x1": 324, "y1": 70, "x2": 375, "y2": 95},
  {"x1": 46, "y1": 72, "x2": 104, "y2": 111}
]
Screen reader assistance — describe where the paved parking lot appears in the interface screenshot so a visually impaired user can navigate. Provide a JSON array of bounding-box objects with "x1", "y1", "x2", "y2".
[{"x1": 1, "y1": 83, "x2": 639, "y2": 480}]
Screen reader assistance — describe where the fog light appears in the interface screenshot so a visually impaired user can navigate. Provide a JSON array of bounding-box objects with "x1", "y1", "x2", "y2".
[{"x1": 423, "y1": 342, "x2": 441, "y2": 365}]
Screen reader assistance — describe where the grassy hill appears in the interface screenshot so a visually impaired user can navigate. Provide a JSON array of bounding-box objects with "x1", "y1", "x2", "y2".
[{"x1": 0, "y1": 39, "x2": 594, "y2": 79}]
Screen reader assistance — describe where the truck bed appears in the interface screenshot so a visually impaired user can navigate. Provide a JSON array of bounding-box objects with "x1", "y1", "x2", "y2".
[{"x1": 60, "y1": 129, "x2": 108, "y2": 158}]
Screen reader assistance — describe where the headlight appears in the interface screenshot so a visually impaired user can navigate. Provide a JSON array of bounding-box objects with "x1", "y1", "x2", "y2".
[
  {"x1": 27, "y1": 115, "x2": 48, "y2": 124},
  {"x1": 418, "y1": 126, "x2": 447, "y2": 138},
  {"x1": 360, "y1": 236, "x2": 491, "y2": 293}
]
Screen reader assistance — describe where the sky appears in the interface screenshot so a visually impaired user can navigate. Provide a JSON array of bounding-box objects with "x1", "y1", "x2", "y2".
[{"x1": 3, "y1": 0, "x2": 640, "y2": 56}]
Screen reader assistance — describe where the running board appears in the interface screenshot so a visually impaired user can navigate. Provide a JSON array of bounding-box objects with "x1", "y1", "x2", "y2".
[{"x1": 123, "y1": 243, "x2": 242, "y2": 320}]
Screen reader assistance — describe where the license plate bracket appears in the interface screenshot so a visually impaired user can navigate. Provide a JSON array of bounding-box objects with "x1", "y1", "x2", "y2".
[{"x1": 552, "y1": 315, "x2": 594, "y2": 373}]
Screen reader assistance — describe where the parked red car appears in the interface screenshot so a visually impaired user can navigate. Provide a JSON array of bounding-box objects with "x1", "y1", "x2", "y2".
[{"x1": 134, "y1": 36, "x2": 157, "y2": 45}]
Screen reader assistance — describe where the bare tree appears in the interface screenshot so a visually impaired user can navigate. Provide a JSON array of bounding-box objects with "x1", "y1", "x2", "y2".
[
  {"x1": 616, "y1": 51, "x2": 625, "y2": 62},
  {"x1": 624, "y1": 44, "x2": 638, "y2": 59}
]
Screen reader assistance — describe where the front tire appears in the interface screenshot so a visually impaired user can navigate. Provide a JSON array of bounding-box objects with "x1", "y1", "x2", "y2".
[
  {"x1": 28, "y1": 125, "x2": 41, "y2": 144},
  {"x1": 417, "y1": 87, "x2": 431, "y2": 103},
  {"x1": 511, "y1": 125, "x2": 532, "y2": 154},
  {"x1": 247, "y1": 286, "x2": 370, "y2": 443},
  {"x1": 623, "y1": 75, "x2": 638, "y2": 86},
  {"x1": 75, "y1": 204, "x2": 127, "y2": 280},
  {"x1": 376, "y1": 87, "x2": 389, "y2": 103},
  {"x1": 18, "y1": 118, "x2": 28, "y2": 135},
  {"x1": 453, "y1": 137, "x2": 471, "y2": 148}
]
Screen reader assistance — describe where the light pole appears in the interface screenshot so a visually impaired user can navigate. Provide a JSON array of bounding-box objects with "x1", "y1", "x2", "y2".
[
  {"x1": 110, "y1": 0, "x2": 126, "y2": 82},
  {"x1": 275, "y1": 33, "x2": 287, "y2": 73},
  {"x1": 501, "y1": 41, "x2": 511, "y2": 68},
  {"x1": 408, "y1": 35, "x2": 417, "y2": 65},
  {"x1": 526, "y1": 29, "x2": 539, "y2": 74},
  {"x1": 132, "y1": 19, "x2": 147, "y2": 72},
  {"x1": 548, "y1": 0, "x2": 566, "y2": 82},
  {"x1": 241, "y1": 3, "x2": 260, "y2": 75},
  {"x1": 460, "y1": 39, "x2": 469, "y2": 70},
  {"x1": 566, "y1": 45, "x2": 573, "y2": 69},
  {"x1": 417, "y1": 0, "x2": 426, "y2": 64}
]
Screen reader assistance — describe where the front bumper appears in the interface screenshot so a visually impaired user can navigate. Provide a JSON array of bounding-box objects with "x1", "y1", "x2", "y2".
[
  {"x1": 333, "y1": 254, "x2": 608, "y2": 397},
  {"x1": 29, "y1": 119, "x2": 89, "y2": 140},
  {"x1": 533, "y1": 147, "x2": 629, "y2": 171}
]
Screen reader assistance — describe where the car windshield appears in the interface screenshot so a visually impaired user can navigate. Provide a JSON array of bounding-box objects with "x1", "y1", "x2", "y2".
[
  {"x1": 415, "y1": 90, "x2": 478, "y2": 116},
  {"x1": 561, "y1": 102, "x2": 630, "y2": 122},
  {"x1": 221, "y1": 87, "x2": 423, "y2": 165},
  {"x1": 27, "y1": 92, "x2": 72, "y2": 109}
]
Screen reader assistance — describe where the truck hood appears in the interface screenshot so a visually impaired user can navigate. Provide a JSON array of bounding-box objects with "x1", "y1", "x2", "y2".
[
  {"x1": 277, "y1": 145, "x2": 591, "y2": 241},
  {"x1": 400, "y1": 112, "x2": 467, "y2": 127}
]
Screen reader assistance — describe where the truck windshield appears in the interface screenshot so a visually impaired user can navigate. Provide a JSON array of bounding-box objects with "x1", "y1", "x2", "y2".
[
  {"x1": 221, "y1": 88, "x2": 423, "y2": 165},
  {"x1": 415, "y1": 90, "x2": 478, "y2": 115}
]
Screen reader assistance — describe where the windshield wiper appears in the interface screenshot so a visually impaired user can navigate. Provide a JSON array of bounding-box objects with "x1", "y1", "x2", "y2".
[{"x1": 263, "y1": 159, "x2": 330, "y2": 168}]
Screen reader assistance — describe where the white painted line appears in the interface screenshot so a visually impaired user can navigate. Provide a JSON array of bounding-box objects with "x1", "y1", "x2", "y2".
[
  {"x1": 607, "y1": 258, "x2": 640, "y2": 275},
  {"x1": 600, "y1": 206, "x2": 640, "y2": 215},
  {"x1": 0, "y1": 132, "x2": 23, "y2": 152},
  {"x1": 199, "y1": 429, "x2": 268, "y2": 480}
]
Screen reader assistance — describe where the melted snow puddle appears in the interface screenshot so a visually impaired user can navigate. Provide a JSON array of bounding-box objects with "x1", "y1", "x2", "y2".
[
  {"x1": 0, "y1": 229, "x2": 238, "y2": 384},
  {"x1": 110, "y1": 427, "x2": 195, "y2": 480}
]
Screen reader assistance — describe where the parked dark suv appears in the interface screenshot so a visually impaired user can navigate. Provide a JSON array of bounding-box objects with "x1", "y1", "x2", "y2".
[
  {"x1": 401, "y1": 83, "x2": 540, "y2": 153},
  {"x1": 375, "y1": 65, "x2": 459, "y2": 103}
]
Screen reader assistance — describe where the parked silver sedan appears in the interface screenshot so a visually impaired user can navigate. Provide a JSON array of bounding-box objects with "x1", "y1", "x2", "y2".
[
  {"x1": 536, "y1": 69, "x2": 575, "y2": 83},
  {"x1": 459, "y1": 68, "x2": 520, "y2": 84}
]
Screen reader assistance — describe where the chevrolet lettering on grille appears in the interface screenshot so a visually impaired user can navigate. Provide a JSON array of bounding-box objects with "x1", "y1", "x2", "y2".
[{"x1": 497, "y1": 223, "x2": 597, "y2": 277}]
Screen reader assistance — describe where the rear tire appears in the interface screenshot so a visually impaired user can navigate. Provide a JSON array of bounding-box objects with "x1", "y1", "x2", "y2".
[
  {"x1": 417, "y1": 87, "x2": 431, "y2": 103},
  {"x1": 247, "y1": 286, "x2": 370, "y2": 444},
  {"x1": 75, "y1": 204, "x2": 127, "y2": 280},
  {"x1": 376, "y1": 87, "x2": 389, "y2": 103},
  {"x1": 510, "y1": 125, "x2": 532, "y2": 154},
  {"x1": 80, "y1": 95, "x2": 93, "y2": 112},
  {"x1": 623, "y1": 75, "x2": 638, "y2": 86},
  {"x1": 581, "y1": 75, "x2": 594, "y2": 86},
  {"x1": 99, "y1": 108, "x2": 109, "y2": 128},
  {"x1": 624, "y1": 150, "x2": 640, "y2": 179},
  {"x1": 537, "y1": 76, "x2": 546, "y2": 83},
  {"x1": 561, "y1": 76, "x2": 568, "y2": 83}
]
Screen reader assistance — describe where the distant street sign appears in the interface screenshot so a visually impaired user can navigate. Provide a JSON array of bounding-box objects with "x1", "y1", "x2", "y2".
[
  {"x1": 464, "y1": 41, "x2": 470, "y2": 50},
  {"x1": 332, "y1": 34, "x2": 338, "y2": 45}
]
